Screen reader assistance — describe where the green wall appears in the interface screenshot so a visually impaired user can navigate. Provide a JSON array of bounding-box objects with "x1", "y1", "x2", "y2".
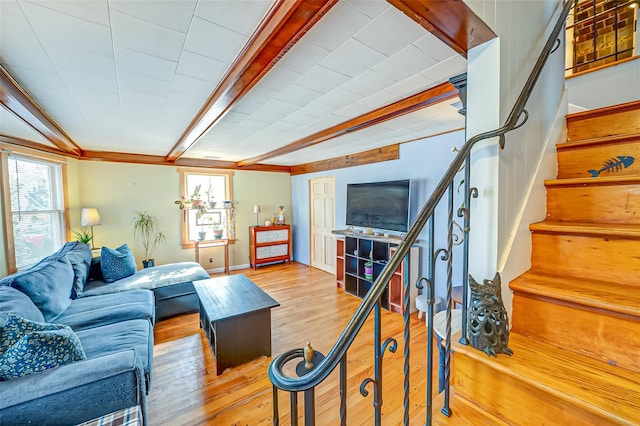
[{"x1": 63, "y1": 160, "x2": 291, "y2": 272}]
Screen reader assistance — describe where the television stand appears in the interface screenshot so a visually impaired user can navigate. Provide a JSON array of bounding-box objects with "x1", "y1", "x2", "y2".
[{"x1": 334, "y1": 231, "x2": 418, "y2": 314}]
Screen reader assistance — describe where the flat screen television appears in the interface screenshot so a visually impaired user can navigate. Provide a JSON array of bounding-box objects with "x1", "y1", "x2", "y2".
[{"x1": 346, "y1": 179, "x2": 410, "y2": 233}]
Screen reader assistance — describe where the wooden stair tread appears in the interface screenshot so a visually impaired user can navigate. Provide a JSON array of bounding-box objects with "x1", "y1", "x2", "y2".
[
  {"x1": 510, "y1": 271, "x2": 640, "y2": 317},
  {"x1": 530, "y1": 221, "x2": 640, "y2": 238},
  {"x1": 545, "y1": 175, "x2": 640, "y2": 187},
  {"x1": 429, "y1": 390, "x2": 510, "y2": 425},
  {"x1": 556, "y1": 133, "x2": 640, "y2": 150},
  {"x1": 566, "y1": 99, "x2": 640, "y2": 122},
  {"x1": 452, "y1": 333, "x2": 640, "y2": 424}
]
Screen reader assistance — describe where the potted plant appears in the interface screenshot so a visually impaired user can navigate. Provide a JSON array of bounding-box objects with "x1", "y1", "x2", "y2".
[
  {"x1": 72, "y1": 228, "x2": 92, "y2": 245},
  {"x1": 191, "y1": 184, "x2": 203, "y2": 208},
  {"x1": 131, "y1": 211, "x2": 166, "y2": 268},
  {"x1": 212, "y1": 222, "x2": 224, "y2": 239}
]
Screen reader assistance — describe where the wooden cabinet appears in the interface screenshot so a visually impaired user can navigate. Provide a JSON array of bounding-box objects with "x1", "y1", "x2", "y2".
[
  {"x1": 249, "y1": 225, "x2": 291, "y2": 269},
  {"x1": 336, "y1": 234, "x2": 418, "y2": 315}
]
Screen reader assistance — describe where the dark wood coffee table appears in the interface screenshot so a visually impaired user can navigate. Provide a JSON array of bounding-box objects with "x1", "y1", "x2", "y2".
[{"x1": 193, "y1": 274, "x2": 280, "y2": 375}]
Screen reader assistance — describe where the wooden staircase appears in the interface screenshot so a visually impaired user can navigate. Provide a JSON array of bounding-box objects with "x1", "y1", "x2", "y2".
[{"x1": 436, "y1": 100, "x2": 640, "y2": 424}]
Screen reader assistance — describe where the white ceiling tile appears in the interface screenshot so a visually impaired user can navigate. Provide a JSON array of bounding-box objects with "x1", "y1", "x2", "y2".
[
  {"x1": 357, "y1": 90, "x2": 398, "y2": 110},
  {"x1": 301, "y1": 1, "x2": 371, "y2": 51},
  {"x1": 222, "y1": 111, "x2": 250, "y2": 123},
  {"x1": 373, "y1": 44, "x2": 439, "y2": 82},
  {"x1": 294, "y1": 65, "x2": 350, "y2": 94},
  {"x1": 275, "y1": 84, "x2": 322, "y2": 106},
  {"x1": 246, "y1": 110, "x2": 286, "y2": 125},
  {"x1": 56, "y1": 67, "x2": 119, "y2": 93},
  {"x1": 0, "y1": 105, "x2": 53, "y2": 145},
  {"x1": 257, "y1": 99, "x2": 300, "y2": 117},
  {"x1": 175, "y1": 50, "x2": 226, "y2": 82},
  {"x1": 333, "y1": 102, "x2": 375, "y2": 118},
  {"x1": 339, "y1": 70, "x2": 395, "y2": 96},
  {"x1": 28, "y1": 0, "x2": 110, "y2": 25},
  {"x1": 297, "y1": 102, "x2": 336, "y2": 119},
  {"x1": 0, "y1": 12, "x2": 47, "y2": 53},
  {"x1": 109, "y1": 0, "x2": 195, "y2": 33},
  {"x1": 20, "y1": 2, "x2": 112, "y2": 56},
  {"x1": 66, "y1": 86, "x2": 120, "y2": 107},
  {"x1": 0, "y1": 0, "x2": 25, "y2": 18},
  {"x1": 165, "y1": 92, "x2": 205, "y2": 111},
  {"x1": 170, "y1": 74, "x2": 215, "y2": 98},
  {"x1": 184, "y1": 17, "x2": 248, "y2": 63},
  {"x1": 194, "y1": 0, "x2": 272, "y2": 36},
  {"x1": 344, "y1": 0, "x2": 390, "y2": 20},
  {"x1": 276, "y1": 42, "x2": 331, "y2": 75},
  {"x1": 280, "y1": 110, "x2": 321, "y2": 126},
  {"x1": 420, "y1": 55, "x2": 467, "y2": 84},
  {"x1": 111, "y1": 9, "x2": 186, "y2": 61},
  {"x1": 115, "y1": 46, "x2": 177, "y2": 82},
  {"x1": 259, "y1": 66, "x2": 302, "y2": 91},
  {"x1": 413, "y1": 32, "x2": 459, "y2": 62},
  {"x1": 385, "y1": 73, "x2": 435, "y2": 97},
  {"x1": 2, "y1": 66, "x2": 62, "y2": 96},
  {"x1": 316, "y1": 87, "x2": 364, "y2": 108},
  {"x1": 119, "y1": 72, "x2": 171, "y2": 98},
  {"x1": 353, "y1": 7, "x2": 425, "y2": 56},
  {"x1": 47, "y1": 45, "x2": 115, "y2": 78},
  {"x1": 320, "y1": 38, "x2": 387, "y2": 78}
]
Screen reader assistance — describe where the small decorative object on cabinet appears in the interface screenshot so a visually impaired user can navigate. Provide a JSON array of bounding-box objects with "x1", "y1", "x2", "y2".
[
  {"x1": 334, "y1": 232, "x2": 418, "y2": 315},
  {"x1": 249, "y1": 225, "x2": 291, "y2": 269}
]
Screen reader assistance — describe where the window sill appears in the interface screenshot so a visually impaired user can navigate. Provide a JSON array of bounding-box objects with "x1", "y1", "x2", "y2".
[
  {"x1": 182, "y1": 239, "x2": 236, "y2": 249},
  {"x1": 566, "y1": 55, "x2": 639, "y2": 80}
]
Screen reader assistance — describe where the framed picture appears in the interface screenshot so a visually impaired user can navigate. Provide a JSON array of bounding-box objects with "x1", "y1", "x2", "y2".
[{"x1": 196, "y1": 211, "x2": 221, "y2": 226}]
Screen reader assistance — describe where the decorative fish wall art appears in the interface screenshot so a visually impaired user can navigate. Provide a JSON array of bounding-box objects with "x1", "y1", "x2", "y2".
[{"x1": 588, "y1": 155, "x2": 634, "y2": 177}]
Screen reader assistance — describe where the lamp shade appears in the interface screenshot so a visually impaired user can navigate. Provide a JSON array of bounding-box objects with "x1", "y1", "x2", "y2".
[
  {"x1": 81, "y1": 208, "x2": 101, "y2": 226},
  {"x1": 253, "y1": 205, "x2": 261, "y2": 214}
]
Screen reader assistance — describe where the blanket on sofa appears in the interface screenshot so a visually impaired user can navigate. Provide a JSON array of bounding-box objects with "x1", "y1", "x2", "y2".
[{"x1": 82, "y1": 262, "x2": 210, "y2": 297}]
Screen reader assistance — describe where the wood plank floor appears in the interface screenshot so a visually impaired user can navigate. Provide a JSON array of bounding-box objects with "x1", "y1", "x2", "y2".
[{"x1": 148, "y1": 262, "x2": 434, "y2": 425}]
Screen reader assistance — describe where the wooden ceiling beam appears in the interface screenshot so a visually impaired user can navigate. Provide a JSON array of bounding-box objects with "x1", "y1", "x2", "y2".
[
  {"x1": 290, "y1": 145, "x2": 400, "y2": 176},
  {"x1": 0, "y1": 134, "x2": 78, "y2": 158},
  {"x1": 238, "y1": 81, "x2": 458, "y2": 166},
  {"x1": 388, "y1": 0, "x2": 496, "y2": 58},
  {"x1": 165, "y1": 0, "x2": 338, "y2": 162},
  {"x1": 0, "y1": 66, "x2": 81, "y2": 156}
]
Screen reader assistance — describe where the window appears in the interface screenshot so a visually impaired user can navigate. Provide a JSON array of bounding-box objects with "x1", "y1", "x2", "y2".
[
  {"x1": 2, "y1": 151, "x2": 66, "y2": 272},
  {"x1": 178, "y1": 168, "x2": 235, "y2": 246},
  {"x1": 566, "y1": 0, "x2": 637, "y2": 75}
]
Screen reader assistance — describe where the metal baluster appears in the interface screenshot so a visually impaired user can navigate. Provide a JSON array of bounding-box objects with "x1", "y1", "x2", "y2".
[
  {"x1": 340, "y1": 354, "x2": 347, "y2": 425},
  {"x1": 425, "y1": 215, "x2": 435, "y2": 425},
  {"x1": 304, "y1": 388, "x2": 315, "y2": 426},
  {"x1": 442, "y1": 183, "x2": 454, "y2": 417},
  {"x1": 291, "y1": 392, "x2": 298, "y2": 426},
  {"x1": 373, "y1": 300, "x2": 382, "y2": 426},
  {"x1": 272, "y1": 385, "x2": 279, "y2": 426},
  {"x1": 403, "y1": 253, "x2": 410, "y2": 426}
]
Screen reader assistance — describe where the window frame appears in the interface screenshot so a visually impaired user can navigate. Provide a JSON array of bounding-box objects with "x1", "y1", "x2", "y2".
[
  {"x1": 1, "y1": 146, "x2": 69, "y2": 274},
  {"x1": 177, "y1": 167, "x2": 235, "y2": 248}
]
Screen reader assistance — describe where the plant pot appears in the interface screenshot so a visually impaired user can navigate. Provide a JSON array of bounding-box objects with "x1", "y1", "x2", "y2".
[
  {"x1": 198, "y1": 231, "x2": 207, "y2": 240},
  {"x1": 364, "y1": 262, "x2": 373, "y2": 280},
  {"x1": 143, "y1": 259, "x2": 155, "y2": 268},
  {"x1": 213, "y1": 229, "x2": 224, "y2": 239},
  {"x1": 192, "y1": 200, "x2": 202, "y2": 208}
]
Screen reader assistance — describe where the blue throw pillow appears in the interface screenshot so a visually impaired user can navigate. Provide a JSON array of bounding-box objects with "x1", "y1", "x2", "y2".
[
  {"x1": 1, "y1": 314, "x2": 68, "y2": 355},
  {"x1": 57, "y1": 242, "x2": 92, "y2": 299},
  {"x1": 0, "y1": 320, "x2": 86, "y2": 380},
  {"x1": 0, "y1": 257, "x2": 74, "y2": 321},
  {"x1": 101, "y1": 244, "x2": 136, "y2": 283}
]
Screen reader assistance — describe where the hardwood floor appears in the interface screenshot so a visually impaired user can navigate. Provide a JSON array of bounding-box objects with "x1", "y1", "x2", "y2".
[{"x1": 148, "y1": 262, "x2": 432, "y2": 425}]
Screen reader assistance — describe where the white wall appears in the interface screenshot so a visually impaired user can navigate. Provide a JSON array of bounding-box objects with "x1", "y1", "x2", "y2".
[
  {"x1": 291, "y1": 130, "x2": 466, "y2": 302},
  {"x1": 566, "y1": 59, "x2": 640, "y2": 111},
  {"x1": 465, "y1": 0, "x2": 568, "y2": 314}
]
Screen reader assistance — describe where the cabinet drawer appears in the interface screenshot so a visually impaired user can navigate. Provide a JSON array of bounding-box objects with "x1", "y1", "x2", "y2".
[
  {"x1": 256, "y1": 244, "x2": 289, "y2": 259},
  {"x1": 256, "y1": 229, "x2": 289, "y2": 243}
]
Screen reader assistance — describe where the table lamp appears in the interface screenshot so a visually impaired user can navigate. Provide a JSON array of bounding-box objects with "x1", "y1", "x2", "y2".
[
  {"x1": 81, "y1": 207, "x2": 101, "y2": 250},
  {"x1": 253, "y1": 205, "x2": 261, "y2": 226}
]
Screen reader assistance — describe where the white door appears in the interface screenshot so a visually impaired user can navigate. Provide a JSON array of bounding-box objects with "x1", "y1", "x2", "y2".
[{"x1": 309, "y1": 177, "x2": 336, "y2": 273}]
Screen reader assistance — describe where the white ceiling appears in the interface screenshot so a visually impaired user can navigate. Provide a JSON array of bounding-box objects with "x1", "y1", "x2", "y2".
[{"x1": 0, "y1": 0, "x2": 466, "y2": 167}]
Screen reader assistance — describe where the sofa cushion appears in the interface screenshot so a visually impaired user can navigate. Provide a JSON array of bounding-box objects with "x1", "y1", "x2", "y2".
[
  {"x1": 50, "y1": 289, "x2": 155, "y2": 330},
  {"x1": 101, "y1": 244, "x2": 137, "y2": 283},
  {"x1": 57, "y1": 241, "x2": 92, "y2": 299},
  {"x1": 0, "y1": 314, "x2": 86, "y2": 380},
  {"x1": 0, "y1": 257, "x2": 74, "y2": 321},
  {"x1": 0, "y1": 286, "x2": 44, "y2": 326},
  {"x1": 76, "y1": 319, "x2": 153, "y2": 388}
]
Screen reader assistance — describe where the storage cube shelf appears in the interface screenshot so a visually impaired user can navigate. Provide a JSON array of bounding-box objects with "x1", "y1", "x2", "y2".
[{"x1": 335, "y1": 234, "x2": 418, "y2": 314}]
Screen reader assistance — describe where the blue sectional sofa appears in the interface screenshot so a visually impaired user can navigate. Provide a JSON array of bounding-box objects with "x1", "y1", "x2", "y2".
[{"x1": 0, "y1": 241, "x2": 210, "y2": 425}]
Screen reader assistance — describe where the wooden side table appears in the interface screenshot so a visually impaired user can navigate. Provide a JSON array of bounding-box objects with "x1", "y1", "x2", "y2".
[{"x1": 194, "y1": 240, "x2": 229, "y2": 274}]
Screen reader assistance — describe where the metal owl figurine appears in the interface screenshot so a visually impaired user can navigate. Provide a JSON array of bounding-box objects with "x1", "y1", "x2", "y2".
[{"x1": 467, "y1": 272, "x2": 513, "y2": 357}]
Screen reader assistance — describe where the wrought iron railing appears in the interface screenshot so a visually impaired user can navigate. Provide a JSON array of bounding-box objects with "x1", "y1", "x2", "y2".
[{"x1": 269, "y1": 1, "x2": 577, "y2": 424}]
